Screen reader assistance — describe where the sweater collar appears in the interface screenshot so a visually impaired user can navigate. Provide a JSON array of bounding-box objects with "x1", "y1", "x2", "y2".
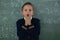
[{"x1": 24, "y1": 17, "x2": 32, "y2": 20}]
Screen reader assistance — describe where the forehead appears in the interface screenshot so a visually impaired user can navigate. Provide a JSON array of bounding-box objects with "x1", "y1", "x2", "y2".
[{"x1": 23, "y1": 5, "x2": 33, "y2": 9}]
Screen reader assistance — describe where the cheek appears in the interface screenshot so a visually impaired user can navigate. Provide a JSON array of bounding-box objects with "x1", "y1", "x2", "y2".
[
  {"x1": 24, "y1": 11, "x2": 28, "y2": 14},
  {"x1": 22, "y1": 11, "x2": 24, "y2": 15},
  {"x1": 30, "y1": 11, "x2": 34, "y2": 15},
  {"x1": 22, "y1": 11, "x2": 27, "y2": 16}
]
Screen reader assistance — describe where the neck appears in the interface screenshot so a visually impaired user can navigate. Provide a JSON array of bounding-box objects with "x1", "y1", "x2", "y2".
[{"x1": 24, "y1": 17, "x2": 32, "y2": 26}]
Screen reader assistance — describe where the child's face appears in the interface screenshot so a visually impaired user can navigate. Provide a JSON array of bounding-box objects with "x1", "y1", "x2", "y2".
[{"x1": 22, "y1": 5, "x2": 34, "y2": 18}]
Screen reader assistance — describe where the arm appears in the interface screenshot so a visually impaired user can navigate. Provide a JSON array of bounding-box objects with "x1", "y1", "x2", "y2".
[
  {"x1": 16, "y1": 21, "x2": 20, "y2": 37},
  {"x1": 35, "y1": 19, "x2": 41, "y2": 36},
  {"x1": 16, "y1": 20, "x2": 22, "y2": 37}
]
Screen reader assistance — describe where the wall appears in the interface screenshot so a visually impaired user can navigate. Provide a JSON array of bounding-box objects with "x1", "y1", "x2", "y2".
[{"x1": 0, "y1": 0, "x2": 60, "y2": 40}]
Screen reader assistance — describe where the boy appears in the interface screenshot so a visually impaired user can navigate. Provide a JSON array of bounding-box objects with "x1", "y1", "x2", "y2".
[{"x1": 16, "y1": 2, "x2": 40, "y2": 40}]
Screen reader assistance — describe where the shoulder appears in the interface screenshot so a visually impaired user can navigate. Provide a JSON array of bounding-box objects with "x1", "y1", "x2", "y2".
[
  {"x1": 32, "y1": 18, "x2": 40, "y2": 22},
  {"x1": 16, "y1": 18, "x2": 24, "y2": 25}
]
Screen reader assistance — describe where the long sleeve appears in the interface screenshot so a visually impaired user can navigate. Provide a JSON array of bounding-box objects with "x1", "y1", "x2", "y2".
[
  {"x1": 29, "y1": 18, "x2": 41, "y2": 40},
  {"x1": 16, "y1": 20, "x2": 20, "y2": 37},
  {"x1": 16, "y1": 19, "x2": 22, "y2": 37},
  {"x1": 35, "y1": 20, "x2": 40, "y2": 35},
  {"x1": 16, "y1": 18, "x2": 40, "y2": 40}
]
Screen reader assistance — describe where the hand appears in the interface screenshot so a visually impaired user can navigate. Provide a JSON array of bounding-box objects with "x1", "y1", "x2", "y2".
[{"x1": 25, "y1": 18, "x2": 31, "y2": 26}]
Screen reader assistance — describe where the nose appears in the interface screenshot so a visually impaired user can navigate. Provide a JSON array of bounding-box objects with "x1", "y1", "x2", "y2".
[
  {"x1": 26, "y1": 10, "x2": 30, "y2": 16},
  {"x1": 27, "y1": 11, "x2": 30, "y2": 14}
]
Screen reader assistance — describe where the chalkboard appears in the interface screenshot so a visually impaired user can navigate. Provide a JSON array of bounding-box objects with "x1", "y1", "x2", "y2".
[{"x1": 0, "y1": 0, "x2": 60, "y2": 40}]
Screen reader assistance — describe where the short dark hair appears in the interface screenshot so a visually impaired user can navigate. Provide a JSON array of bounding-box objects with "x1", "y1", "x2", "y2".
[{"x1": 21, "y1": 2, "x2": 34, "y2": 11}]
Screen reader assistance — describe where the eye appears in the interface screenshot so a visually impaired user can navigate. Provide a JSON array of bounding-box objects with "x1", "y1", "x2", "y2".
[
  {"x1": 25, "y1": 9, "x2": 27, "y2": 11},
  {"x1": 29, "y1": 9, "x2": 32, "y2": 11}
]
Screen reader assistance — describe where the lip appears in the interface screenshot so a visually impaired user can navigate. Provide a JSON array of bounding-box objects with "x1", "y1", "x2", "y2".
[{"x1": 27, "y1": 14, "x2": 29, "y2": 16}]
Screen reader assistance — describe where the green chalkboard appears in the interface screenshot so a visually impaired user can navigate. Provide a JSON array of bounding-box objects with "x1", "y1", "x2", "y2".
[{"x1": 0, "y1": 0, "x2": 60, "y2": 40}]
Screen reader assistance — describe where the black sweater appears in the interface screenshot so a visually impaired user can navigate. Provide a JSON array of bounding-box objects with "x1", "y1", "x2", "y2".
[{"x1": 16, "y1": 18, "x2": 40, "y2": 40}]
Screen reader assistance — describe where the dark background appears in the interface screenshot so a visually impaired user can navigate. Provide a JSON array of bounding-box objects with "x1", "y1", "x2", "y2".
[{"x1": 0, "y1": 0, "x2": 60, "y2": 40}]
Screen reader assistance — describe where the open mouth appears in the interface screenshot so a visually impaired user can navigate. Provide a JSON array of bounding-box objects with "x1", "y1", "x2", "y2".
[{"x1": 27, "y1": 14, "x2": 29, "y2": 17}]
